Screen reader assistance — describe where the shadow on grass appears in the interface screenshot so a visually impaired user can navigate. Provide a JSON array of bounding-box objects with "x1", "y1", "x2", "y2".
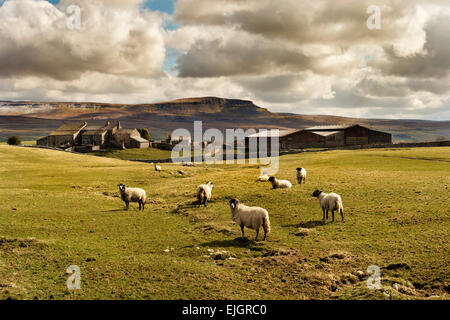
[
  {"x1": 282, "y1": 220, "x2": 327, "y2": 228},
  {"x1": 171, "y1": 200, "x2": 218, "y2": 214},
  {"x1": 201, "y1": 237, "x2": 260, "y2": 248},
  {"x1": 102, "y1": 209, "x2": 126, "y2": 212}
]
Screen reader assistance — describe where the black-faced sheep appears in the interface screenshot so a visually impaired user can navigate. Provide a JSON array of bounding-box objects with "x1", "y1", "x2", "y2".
[
  {"x1": 296, "y1": 168, "x2": 307, "y2": 184},
  {"x1": 118, "y1": 183, "x2": 147, "y2": 211},
  {"x1": 312, "y1": 189, "x2": 344, "y2": 222},
  {"x1": 196, "y1": 181, "x2": 214, "y2": 207},
  {"x1": 268, "y1": 176, "x2": 292, "y2": 189},
  {"x1": 229, "y1": 199, "x2": 271, "y2": 241}
]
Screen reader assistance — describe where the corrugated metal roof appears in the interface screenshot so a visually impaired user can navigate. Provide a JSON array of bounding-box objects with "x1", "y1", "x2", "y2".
[
  {"x1": 304, "y1": 125, "x2": 354, "y2": 131},
  {"x1": 247, "y1": 129, "x2": 300, "y2": 138},
  {"x1": 310, "y1": 131, "x2": 341, "y2": 137}
]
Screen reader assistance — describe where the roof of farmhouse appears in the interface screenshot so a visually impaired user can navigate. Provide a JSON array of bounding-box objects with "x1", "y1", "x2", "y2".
[
  {"x1": 83, "y1": 125, "x2": 108, "y2": 135},
  {"x1": 131, "y1": 136, "x2": 148, "y2": 143},
  {"x1": 49, "y1": 122, "x2": 87, "y2": 136}
]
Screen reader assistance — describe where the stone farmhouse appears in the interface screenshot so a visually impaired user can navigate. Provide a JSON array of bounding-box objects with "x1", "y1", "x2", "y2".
[{"x1": 37, "y1": 121, "x2": 150, "y2": 150}]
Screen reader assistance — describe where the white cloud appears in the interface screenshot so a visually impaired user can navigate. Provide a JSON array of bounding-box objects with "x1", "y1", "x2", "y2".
[{"x1": 0, "y1": 0, "x2": 449, "y2": 120}]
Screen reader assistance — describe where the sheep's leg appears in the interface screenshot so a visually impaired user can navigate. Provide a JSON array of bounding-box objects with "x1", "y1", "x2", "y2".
[
  {"x1": 303, "y1": 177, "x2": 306, "y2": 184},
  {"x1": 240, "y1": 225, "x2": 245, "y2": 238},
  {"x1": 326, "y1": 209, "x2": 329, "y2": 220},
  {"x1": 142, "y1": 202, "x2": 145, "y2": 211},
  {"x1": 322, "y1": 208, "x2": 326, "y2": 221},
  {"x1": 340, "y1": 210, "x2": 344, "y2": 222},
  {"x1": 263, "y1": 228, "x2": 267, "y2": 241},
  {"x1": 125, "y1": 202, "x2": 129, "y2": 211},
  {"x1": 332, "y1": 210, "x2": 335, "y2": 222},
  {"x1": 204, "y1": 199, "x2": 208, "y2": 208},
  {"x1": 254, "y1": 228, "x2": 259, "y2": 241},
  {"x1": 139, "y1": 201, "x2": 142, "y2": 211}
]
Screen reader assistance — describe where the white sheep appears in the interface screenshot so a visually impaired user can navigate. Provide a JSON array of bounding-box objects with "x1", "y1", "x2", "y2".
[
  {"x1": 118, "y1": 183, "x2": 147, "y2": 211},
  {"x1": 229, "y1": 199, "x2": 271, "y2": 241},
  {"x1": 256, "y1": 173, "x2": 269, "y2": 182},
  {"x1": 183, "y1": 162, "x2": 194, "y2": 167},
  {"x1": 296, "y1": 167, "x2": 307, "y2": 184},
  {"x1": 154, "y1": 163, "x2": 161, "y2": 172},
  {"x1": 196, "y1": 181, "x2": 214, "y2": 207},
  {"x1": 268, "y1": 176, "x2": 292, "y2": 189},
  {"x1": 312, "y1": 189, "x2": 344, "y2": 222}
]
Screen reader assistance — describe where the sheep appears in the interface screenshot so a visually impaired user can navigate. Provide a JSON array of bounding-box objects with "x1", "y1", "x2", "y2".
[
  {"x1": 154, "y1": 163, "x2": 161, "y2": 172},
  {"x1": 296, "y1": 168, "x2": 307, "y2": 184},
  {"x1": 312, "y1": 189, "x2": 344, "y2": 222},
  {"x1": 268, "y1": 176, "x2": 292, "y2": 189},
  {"x1": 229, "y1": 199, "x2": 271, "y2": 241},
  {"x1": 117, "y1": 183, "x2": 147, "y2": 211},
  {"x1": 178, "y1": 170, "x2": 185, "y2": 176},
  {"x1": 196, "y1": 181, "x2": 214, "y2": 207},
  {"x1": 256, "y1": 173, "x2": 269, "y2": 182}
]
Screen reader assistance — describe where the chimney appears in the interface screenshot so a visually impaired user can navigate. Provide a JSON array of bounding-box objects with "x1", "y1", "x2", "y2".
[
  {"x1": 106, "y1": 121, "x2": 111, "y2": 126},
  {"x1": 117, "y1": 121, "x2": 121, "y2": 130}
]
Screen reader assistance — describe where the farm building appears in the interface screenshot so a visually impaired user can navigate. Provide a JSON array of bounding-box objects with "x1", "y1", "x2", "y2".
[
  {"x1": 37, "y1": 122, "x2": 87, "y2": 148},
  {"x1": 245, "y1": 125, "x2": 392, "y2": 152},
  {"x1": 37, "y1": 121, "x2": 150, "y2": 149},
  {"x1": 303, "y1": 125, "x2": 392, "y2": 146}
]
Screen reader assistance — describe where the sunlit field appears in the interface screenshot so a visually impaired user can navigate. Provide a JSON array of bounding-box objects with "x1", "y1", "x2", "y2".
[{"x1": 0, "y1": 146, "x2": 448, "y2": 300}]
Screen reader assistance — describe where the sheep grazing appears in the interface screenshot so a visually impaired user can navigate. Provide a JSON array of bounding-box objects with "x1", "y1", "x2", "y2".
[
  {"x1": 178, "y1": 170, "x2": 185, "y2": 176},
  {"x1": 256, "y1": 173, "x2": 269, "y2": 182},
  {"x1": 117, "y1": 183, "x2": 147, "y2": 211},
  {"x1": 268, "y1": 176, "x2": 292, "y2": 189},
  {"x1": 183, "y1": 162, "x2": 194, "y2": 167},
  {"x1": 196, "y1": 181, "x2": 214, "y2": 207},
  {"x1": 154, "y1": 163, "x2": 162, "y2": 172},
  {"x1": 296, "y1": 168, "x2": 307, "y2": 184},
  {"x1": 312, "y1": 189, "x2": 344, "y2": 222},
  {"x1": 229, "y1": 199, "x2": 271, "y2": 241}
]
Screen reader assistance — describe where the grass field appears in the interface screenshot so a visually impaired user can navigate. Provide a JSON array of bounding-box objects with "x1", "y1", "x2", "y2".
[
  {"x1": 88, "y1": 147, "x2": 173, "y2": 161},
  {"x1": 0, "y1": 145, "x2": 448, "y2": 300}
]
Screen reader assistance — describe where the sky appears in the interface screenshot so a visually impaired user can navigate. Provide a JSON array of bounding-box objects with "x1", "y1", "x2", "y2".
[{"x1": 0, "y1": 0, "x2": 449, "y2": 120}]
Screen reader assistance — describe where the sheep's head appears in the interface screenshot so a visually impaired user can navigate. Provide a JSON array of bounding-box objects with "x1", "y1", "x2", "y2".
[
  {"x1": 118, "y1": 184, "x2": 126, "y2": 192},
  {"x1": 268, "y1": 176, "x2": 276, "y2": 183},
  {"x1": 296, "y1": 168, "x2": 303, "y2": 171},
  {"x1": 207, "y1": 181, "x2": 214, "y2": 188},
  {"x1": 312, "y1": 189, "x2": 322, "y2": 197},
  {"x1": 229, "y1": 199, "x2": 239, "y2": 210}
]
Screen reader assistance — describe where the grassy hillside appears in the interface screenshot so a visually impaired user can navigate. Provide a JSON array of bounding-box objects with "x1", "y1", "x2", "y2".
[
  {"x1": 89, "y1": 147, "x2": 173, "y2": 161},
  {"x1": 0, "y1": 146, "x2": 448, "y2": 300}
]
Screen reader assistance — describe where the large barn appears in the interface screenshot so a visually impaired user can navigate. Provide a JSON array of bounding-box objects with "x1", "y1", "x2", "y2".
[{"x1": 245, "y1": 124, "x2": 392, "y2": 152}]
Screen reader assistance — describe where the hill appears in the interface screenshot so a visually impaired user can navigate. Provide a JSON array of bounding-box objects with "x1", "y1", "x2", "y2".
[
  {"x1": 1, "y1": 97, "x2": 449, "y2": 142},
  {"x1": 0, "y1": 145, "x2": 449, "y2": 299}
]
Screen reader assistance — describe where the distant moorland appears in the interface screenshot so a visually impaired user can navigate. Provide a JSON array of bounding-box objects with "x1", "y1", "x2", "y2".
[{"x1": 0, "y1": 97, "x2": 449, "y2": 142}]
